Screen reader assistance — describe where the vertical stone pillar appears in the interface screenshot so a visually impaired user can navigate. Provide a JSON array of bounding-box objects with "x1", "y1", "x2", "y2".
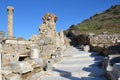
[
  {"x1": 0, "y1": 44, "x2": 2, "y2": 80},
  {"x1": 0, "y1": 53, "x2": 2, "y2": 80},
  {"x1": 7, "y1": 6, "x2": 14, "y2": 39}
]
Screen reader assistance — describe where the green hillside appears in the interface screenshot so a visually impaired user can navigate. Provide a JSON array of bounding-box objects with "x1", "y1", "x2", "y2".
[{"x1": 66, "y1": 5, "x2": 120, "y2": 35}]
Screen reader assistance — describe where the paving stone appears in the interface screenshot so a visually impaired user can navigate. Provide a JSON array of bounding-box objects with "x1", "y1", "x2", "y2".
[
  {"x1": 11, "y1": 61, "x2": 33, "y2": 74},
  {"x1": 6, "y1": 74, "x2": 21, "y2": 80},
  {"x1": 32, "y1": 47, "x2": 106, "y2": 80}
]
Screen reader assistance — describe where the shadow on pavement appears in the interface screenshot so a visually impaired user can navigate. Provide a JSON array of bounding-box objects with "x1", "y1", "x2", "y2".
[{"x1": 53, "y1": 69, "x2": 81, "y2": 80}]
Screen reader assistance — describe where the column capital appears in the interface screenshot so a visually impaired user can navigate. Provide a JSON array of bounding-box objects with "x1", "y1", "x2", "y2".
[{"x1": 7, "y1": 6, "x2": 14, "y2": 13}]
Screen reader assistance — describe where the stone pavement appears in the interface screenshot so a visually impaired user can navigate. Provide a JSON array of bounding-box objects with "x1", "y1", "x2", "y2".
[{"x1": 31, "y1": 47, "x2": 107, "y2": 80}]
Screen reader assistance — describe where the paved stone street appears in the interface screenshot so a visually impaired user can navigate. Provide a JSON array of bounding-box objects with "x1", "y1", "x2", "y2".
[{"x1": 38, "y1": 47, "x2": 107, "y2": 80}]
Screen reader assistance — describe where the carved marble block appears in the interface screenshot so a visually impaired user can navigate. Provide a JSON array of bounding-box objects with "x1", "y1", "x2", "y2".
[{"x1": 11, "y1": 61, "x2": 33, "y2": 74}]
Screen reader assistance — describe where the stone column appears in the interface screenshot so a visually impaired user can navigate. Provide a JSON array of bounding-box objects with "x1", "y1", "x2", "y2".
[
  {"x1": 7, "y1": 6, "x2": 14, "y2": 39},
  {"x1": 0, "y1": 53, "x2": 2, "y2": 80},
  {"x1": 0, "y1": 44, "x2": 2, "y2": 80}
]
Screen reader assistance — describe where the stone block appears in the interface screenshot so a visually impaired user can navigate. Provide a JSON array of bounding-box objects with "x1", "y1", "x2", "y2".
[
  {"x1": 117, "y1": 40, "x2": 120, "y2": 45},
  {"x1": 117, "y1": 40, "x2": 120, "y2": 42},
  {"x1": 45, "y1": 60, "x2": 54, "y2": 71},
  {"x1": 83, "y1": 45, "x2": 90, "y2": 52},
  {"x1": 17, "y1": 41, "x2": 26, "y2": 44},
  {"x1": 17, "y1": 40, "x2": 32, "y2": 44},
  {"x1": 112, "y1": 63, "x2": 120, "y2": 78},
  {"x1": 26, "y1": 59, "x2": 35, "y2": 66},
  {"x1": 91, "y1": 44, "x2": 97, "y2": 47},
  {"x1": 108, "y1": 55, "x2": 120, "y2": 60},
  {"x1": 107, "y1": 63, "x2": 120, "y2": 80},
  {"x1": 39, "y1": 40, "x2": 44, "y2": 46},
  {"x1": 6, "y1": 74, "x2": 21, "y2": 80},
  {"x1": 44, "y1": 37, "x2": 53, "y2": 45},
  {"x1": 30, "y1": 48, "x2": 39, "y2": 59},
  {"x1": 11, "y1": 61, "x2": 33, "y2": 74},
  {"x1": 33, "y1": 58, "x2": 43, "y2": 68},
  {"x1": 25, "y1": 41, "x2": 32, "y2": 44},
  {"x1": 2, "y1": 66, "x2": 12, "y2": 76},
  {"x1": 5, "y1": 40, "x2": 17, "y2": 44}
]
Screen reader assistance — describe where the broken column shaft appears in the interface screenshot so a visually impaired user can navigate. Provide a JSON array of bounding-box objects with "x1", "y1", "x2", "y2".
[
  {"x1": 0, "y1": 44, "x2": 2, "y2": 80},
  {"x1": 7, "y1": 6, "x2": 14, "y2": 39}
]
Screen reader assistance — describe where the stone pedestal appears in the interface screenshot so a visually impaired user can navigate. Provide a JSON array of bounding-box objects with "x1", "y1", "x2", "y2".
[{"x1": 30, "y1": 48, "x2": 39, "y2": 59}]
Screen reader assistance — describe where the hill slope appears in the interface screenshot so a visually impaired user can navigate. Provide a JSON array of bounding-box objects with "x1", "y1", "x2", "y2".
[{"x1": 65, "y1": 5, "x2": 120, "y2": 35}]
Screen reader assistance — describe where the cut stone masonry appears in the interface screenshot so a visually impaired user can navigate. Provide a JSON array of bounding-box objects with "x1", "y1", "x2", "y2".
[{"x1": 0, "y1": 7, "x2": 69, "y2": 80}]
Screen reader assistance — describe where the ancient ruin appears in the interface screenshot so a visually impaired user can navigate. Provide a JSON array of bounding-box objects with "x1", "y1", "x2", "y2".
[
  {"x1": 0, "y1": 6, "x2": 120, "y2": 80},
  {"x1": 7, "y1": 6, "x2": 14, "y2": 39},
  {"x1": 0, "y1": 6, "x2": 70, "y2": 80}
]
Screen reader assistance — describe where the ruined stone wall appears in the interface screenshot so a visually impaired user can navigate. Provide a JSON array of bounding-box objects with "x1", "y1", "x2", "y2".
[
  {"x1": 77, "y1": 34, "x2": 120, "y2": 55},
  {"x1": 0, "y1": 9, "x2": 70, "y2": 79},
  {"x1": 2, "y1": 40, "x2": 32, "y2": 66},
  {"x1": 1, "y1": 13, "x2": 67, "y2": 67},
  {"x1": 29, "y1": 13, "x2": 67, "y2": 62},
  {"x1": 89, "y1": 34, "x2": 120, "y2": 48},
  {"x1": 90, "y1": 34, "x2": 120, "y2": 55}
]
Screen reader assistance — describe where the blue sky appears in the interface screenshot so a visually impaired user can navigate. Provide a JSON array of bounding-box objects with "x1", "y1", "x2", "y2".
[{"x1": 0, "y1": 0, "x2": 120, "y2": 39}]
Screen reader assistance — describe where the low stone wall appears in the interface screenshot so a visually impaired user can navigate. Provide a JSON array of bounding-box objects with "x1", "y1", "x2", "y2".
[
  {"x1": 89, "y1": 34, "x2": 120, "y2": 47},
  {"x1": 2, "y1": 40, "x2": 31, "y2": 66},
  {"x1": 76, "y1": 34, "x2": 120, "y2": 56}
]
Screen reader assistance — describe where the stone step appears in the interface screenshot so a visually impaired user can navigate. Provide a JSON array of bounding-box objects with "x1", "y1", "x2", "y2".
[
  {"x1": 63, "y1": 51, "x2": 99, "y2": 58},
  {"x1": 63, "y1": 53, "x2": 90, "y2": 57},
  {"x1": 41, "y1": 76, "x2": 81, "y2": 80},
  {"x1": 43, "y1": 70, "x2": 90, "y2": 78},
  {"x1": 54, "y1": 60, "x2": 101, "y2": 68},
  {"x1": 29, "y1": 68, "x2": 105, "y2": 80},
  {"x1": 63, "y1": 56, "x2": 104, "y2": 61},
  {"x1": 75, "y1": 51, "x2": 98, "y2": 56},
  {"x1": 79, "y1": 68, "x2": 105, "y2": 77},
  {"x1": 52, "y1": 66, "x2": 104, "y2": 77},
  {"x1": 41, "y1": 76, "x2": 106, "y2": 80},
  {"x1": 72, "y1": 54, "x2": 92, "y2": 58},
  {"x1": 81, "y1": 77, "x2": 107, "y2": 80}
]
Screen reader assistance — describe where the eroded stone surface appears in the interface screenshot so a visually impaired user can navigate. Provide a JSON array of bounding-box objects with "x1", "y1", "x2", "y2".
[
  {"x1": 39, "y1": 47, "x2": 106, "y2": 80},
  {"x1": 1, "y1": 12, "x2": 68, "y2": 79},
  {"x1": 11, "y1": 61, "x2": 33, "y2": 74}
]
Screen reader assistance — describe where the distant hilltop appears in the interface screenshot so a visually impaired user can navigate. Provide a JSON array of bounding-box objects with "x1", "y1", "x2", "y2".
[{"x1": 65, "y1": 4, "x2": 120, "y2": 36}]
